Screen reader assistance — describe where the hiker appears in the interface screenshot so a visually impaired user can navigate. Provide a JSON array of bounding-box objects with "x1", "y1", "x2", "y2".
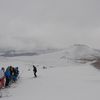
[
  {"x1": 13, "y1": 67, "x2": 19, "y2": 82},
  {"x1": 10, "y1": 66, "x2": 15, "y2": 82},
  {"x1": 5, "y1": 66, "x2": 11, "y2": 87},
  {"x1": 33, "y1": 65, "x2": 37, "y2": 77},
  {"x1": 5, "y1": 66, "x2": 20, "y2": 87},
  {"x1": 0, "y1": 68, "x2": 5, "y2": 88}
]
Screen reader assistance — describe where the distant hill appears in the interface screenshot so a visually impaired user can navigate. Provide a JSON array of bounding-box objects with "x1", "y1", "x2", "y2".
[
  {"x1": 0, "y1": 48, "x2": 58, "y2": 57},
  {"x1": 1, "y1": 44, "x2": 100, "y2": 65},
  {"x1": 61, "y1": 44, "x2": 100, "y2": 63}
]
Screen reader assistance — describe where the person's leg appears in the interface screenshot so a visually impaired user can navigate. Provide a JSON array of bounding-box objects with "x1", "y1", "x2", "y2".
[
  {"x1": 5, "y1": 78, "x2": 9, "y2": 87},
  {"x1": 2, "y1": 77, "x2": 5, "y2": 87},
  {"x1": 34, "y1": 72, "x2": 37, "y2": 77},
  {"x1": 1, "y1": 77, "x2": 5, "y2": 88}
]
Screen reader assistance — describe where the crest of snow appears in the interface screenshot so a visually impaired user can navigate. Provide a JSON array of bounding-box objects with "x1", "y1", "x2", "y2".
[{"x1": 63, "y1": 44, "x2": 100, "y2": 60}]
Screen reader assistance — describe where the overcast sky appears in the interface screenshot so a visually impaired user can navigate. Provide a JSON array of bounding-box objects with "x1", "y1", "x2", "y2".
[{"x1": 0, "y1": 0, "x2": 100, "y2": 50}]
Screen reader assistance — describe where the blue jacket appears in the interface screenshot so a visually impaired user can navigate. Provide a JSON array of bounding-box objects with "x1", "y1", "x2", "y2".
[{"x1": 5, "y1": 70, "x2": 11, "y2": 78}]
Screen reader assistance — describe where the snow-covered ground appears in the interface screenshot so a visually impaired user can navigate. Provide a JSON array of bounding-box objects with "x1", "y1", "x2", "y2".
[{"x1": 0, "y1": 51, "x2": 100, "y2": 100}]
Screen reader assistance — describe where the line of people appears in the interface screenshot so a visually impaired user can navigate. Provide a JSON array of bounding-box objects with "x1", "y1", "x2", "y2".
[{"x1": 0, "y1": 66, "x2": 19, "y2": 89}]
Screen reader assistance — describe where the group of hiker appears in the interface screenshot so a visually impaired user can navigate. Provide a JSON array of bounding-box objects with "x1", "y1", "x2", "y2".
[
  {"x1": 0, "y1": 65, "x2": 37, "y2": 89},
  {"x1": 0, "y1": 64, "x2": 37, "y2": 89},
  {"x1": 0, "y1": 66, "x2": 19, "y2": 89}
]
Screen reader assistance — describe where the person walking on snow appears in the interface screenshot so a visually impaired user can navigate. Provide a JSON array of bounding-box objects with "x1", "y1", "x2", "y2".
[{"x1": 33, "y1": 65, "x2": 37, "y2": 78}]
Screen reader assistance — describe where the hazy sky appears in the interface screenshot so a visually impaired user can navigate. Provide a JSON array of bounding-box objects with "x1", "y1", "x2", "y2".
[{"x1": 0, "y1": 0, "x2": 100, "y2": 50}]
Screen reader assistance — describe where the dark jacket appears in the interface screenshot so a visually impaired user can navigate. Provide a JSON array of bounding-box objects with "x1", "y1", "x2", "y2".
[{"x1": 33, "y1": 66, "x2": 37, "y2": 73}]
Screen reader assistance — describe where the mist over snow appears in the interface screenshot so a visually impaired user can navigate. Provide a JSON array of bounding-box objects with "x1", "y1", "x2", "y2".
[{"x1": 0, "y1": 0, "x2": 100, "y2": 50}]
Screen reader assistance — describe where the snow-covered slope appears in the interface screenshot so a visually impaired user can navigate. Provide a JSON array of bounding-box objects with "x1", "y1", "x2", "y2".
[
  {"x1": 0, "y1": 44, "x2": 100, "y2": 100},
  {"x1": 0, "y1": 44, "x2": 100, "y2": 64},
  {"x1": 61, "y1": 44, "x2": 100, "y2": 63},
  {"x1": 1, "y1": 44, "x2": 100, "y2": 66},
  {"x1": 0, "y1": 51, "x2": 100, "y2": 100},
  {"x1": 4, "y1": 50, "x2": 68, "y2": 67}
]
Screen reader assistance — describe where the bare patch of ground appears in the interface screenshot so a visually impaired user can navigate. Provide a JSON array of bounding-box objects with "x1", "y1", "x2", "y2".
[{"x1": 91, "y1": 58, "x2": 100, "y2": 69}]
